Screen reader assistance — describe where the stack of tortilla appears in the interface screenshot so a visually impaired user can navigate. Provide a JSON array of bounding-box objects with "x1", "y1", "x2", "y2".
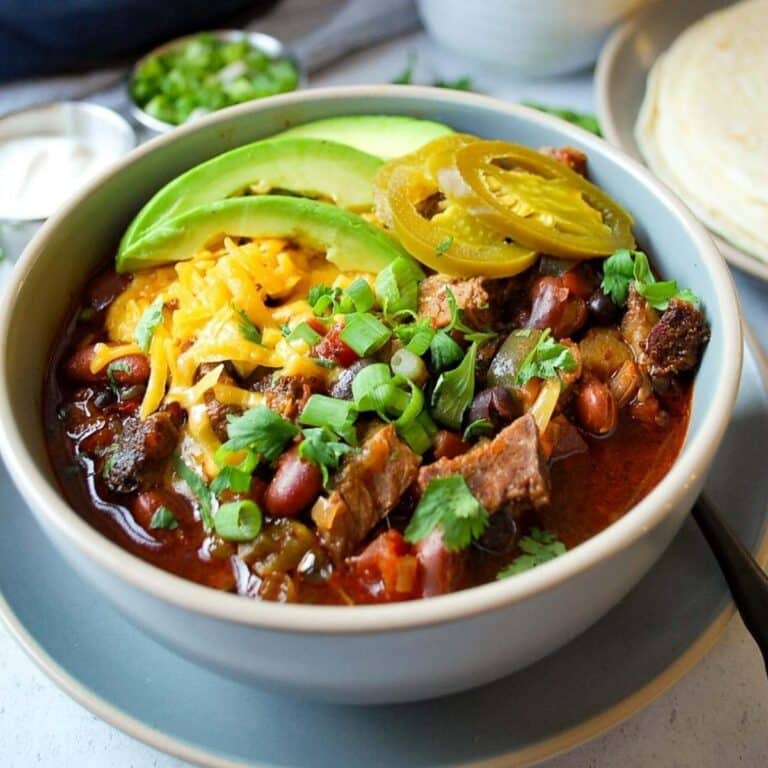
[{"x1": 636, "y1": 0, "x2": 768, "y2": 263}]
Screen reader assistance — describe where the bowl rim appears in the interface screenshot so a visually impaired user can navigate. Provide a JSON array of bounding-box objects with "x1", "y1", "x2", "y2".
[{"x1": 0, "y1": 85, "x2": 742, "y2": 634}]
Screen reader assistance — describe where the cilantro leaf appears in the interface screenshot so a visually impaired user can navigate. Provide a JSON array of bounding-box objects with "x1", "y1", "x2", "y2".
[
  {"x1": 391, "y1": 53, "x2": 415, "y2": 84},
  {"x1": 222, "y1": 406, "x2": 299, "y2": 460},
  {"x1": 429, "y1": 329, "x2": 465, "y2": 371},
  {"x1": 522, "y1": 102, "x2": 602, "y2": 136},
  {"x1": 210, "y1": 465, "x2": 253, "y2": 497},
  {"x1": 298, "y1": 427, "x2": 354, "y2": 488},
  {"x1": 405, "y1": 475, "x2": 489, "y2": 551},
  {"x1": 431, "y1": 342, "x2": 477, "y2": 430},
  {"x1": 106, "y1": 360, "x2": 131, "y2": 393},
  {"x1": 149, "y1": 506, "x2": 179, "y2": 530},
  {"x1": 444, "y1": 287, "x2": 497, "y2": 345},
  {"x1": 601, "y1": 248, "x2": 700, "y2": 311},
  {"x1": 307, "y1": 284, "x2": 342, "y2": 317},
  {"x1": 600, "y1": 248, "x2": 636, "y2": 305},
  {"x1": 134, "y1": 297, "x2": 164, "y2": 352},
  {"x1": 497, "y1": 528, "x2": 566, "y2": 578},
  {"x1": 463, "y1": 418, "x2": 493, "y2": 440},
  {"x1": 515, "y1": 329, "x2": 576, "y2": 386},
  {"x1": 234, "y1": 306, "x2": 262, "y2": 344},
  {"x1": 172, "y1": 454, "x2": 213, "y2": 531}
]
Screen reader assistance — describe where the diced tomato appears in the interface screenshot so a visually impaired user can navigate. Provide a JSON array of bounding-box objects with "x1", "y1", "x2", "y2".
[
  {"x1": 306, "y1": 317, "x2": 328, "y2": 337},
  {"x1": 351, "y1": 530, "x2": 420, "y2": 601},
  {"x1": 415, "y1": 529, "x2": 465, "y2": 598},
  {"x1": 313, "y1": 324, "x2": 359, "y2": 368}
]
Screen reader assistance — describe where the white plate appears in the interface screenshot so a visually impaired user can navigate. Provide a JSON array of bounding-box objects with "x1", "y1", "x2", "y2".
[
  {"x1": 595, "y1": 0, "x2": 768, "y2": 283},
  {"x1": 1, "y1": 335, "x2": 767, "y2": 767}
]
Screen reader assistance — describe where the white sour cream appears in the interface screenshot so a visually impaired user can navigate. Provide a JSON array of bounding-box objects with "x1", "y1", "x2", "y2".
[{"x1": 0, "y1": 135, "x2": 123, "y2": 221}]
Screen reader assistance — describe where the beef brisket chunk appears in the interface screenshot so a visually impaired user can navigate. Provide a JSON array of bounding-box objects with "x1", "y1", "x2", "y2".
[
  {"x1": 103, "y1": 409, "x2": 182, "y2": 493},
  {"x1": 197, "y1": 362, "x2": 242, "y2": 441},
  {"x1": 265, "y1": 374, "x2": 325, "y2": 421},
  {"x1": 417, "y1": 413, "x2": 549, "y2": 513},
  {"x1": 644, "y1": 298, "x2": 710, "y2": 378},
  {"x1": 311, "y1": 425, "x2": 421, "y2": 559},
  {"x1": 418, "y1": 275, "x2": 513, "y2": 330}
]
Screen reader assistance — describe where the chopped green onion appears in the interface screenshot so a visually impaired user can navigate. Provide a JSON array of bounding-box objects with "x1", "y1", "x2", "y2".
[
  {"x1": 288, "y1": 321, "x2": 322, "y2": 346},
  {"x1": 394, "y1": 318, "x2": 435, "y2": 356},
  {"x1": 214, "y1": 446, "x2": 258, "y2": 473},
  {"x1": 149, "y1": 506, "x2": 179, "y2": 530},
  {"x1": 431, "y1": 342, "x2": 477, "y2": 430},
  {"x1": 214, "y1": 500, "x2": 263, "y2": 542},
  {"x1": 352, "y1": 363, "x2": 392, "y2": 405},
  {"x1": 392, "y1": 375, "x2": 424, "y2": 428},
  {"x1": 390, "y1": 347, "x2": 429, "y2": 385},
  {"x1": 339, "y1": 313, "x2": 392, "y2": 356},
  {"x1": 429, "y1": 330, "x2": 465, "y2": 372},
  {"x1": 344, "y1": 278, "x2": 375, "y2": 313},
  {"x1": 375, "y1": 256, "x2": 426, "y2": 317},
  {"x1": 398, "y1": 410, "x2": 437, "y2": 454},
  {"x1": 299, "y1": 395, "x2": 358, "y2": 444},
  {"x1": 173, "y1": 454, "x2": 214, "y2": 531},
  {"x1": 210, "y1": 465, "x2": 253, "y2": 496}
]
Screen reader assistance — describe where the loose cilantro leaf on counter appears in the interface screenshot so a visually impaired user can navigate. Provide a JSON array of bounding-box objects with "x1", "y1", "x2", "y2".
[
  {"x1": 434, "y1": 76, "x2": 473, "y2": 91},
  {"x1": 234, "y1": 306, "x2": 262, "y2": 344},
  {"x1": 149, "y1": 506, "x2": 179, "y2": 531},
  {"x1": 222, "y1": 406, "x2": 299, "y2": 460},
  {"x1": 601, "y1": 248, "x2": 700, "y2": 310},
  {"x1": 405, "y1": 475, "x2": 489, "y2": 551},
  {"x1": 522, "y1": 102, "x2": 602, "y2": 136},
  {"x1": 391, "y1": 53, "x2": 416, "y2": 84},
  {"x1": 134, "y1": 296, "x2": 164, "y2": 352},
  {"x1": 299, "y1": 427, "x2": 355, "y2": 488},
  {"x1": 172, "y1": 454, "x2": 213, "y2": 531},
  {"x1": 497, "y1": 528, "x2": 566, "y2": 578},
  {"x1": 515, "y1": 329, "x2": 576, "y2": 386}
]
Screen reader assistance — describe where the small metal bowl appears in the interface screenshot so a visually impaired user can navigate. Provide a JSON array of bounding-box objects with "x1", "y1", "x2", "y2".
[
  {"x1": 129, "y1": 29, "x2": 306, "y2": 134},
  {"x1": 0, "y1": 101, "x2": 136, "y2": 261}
]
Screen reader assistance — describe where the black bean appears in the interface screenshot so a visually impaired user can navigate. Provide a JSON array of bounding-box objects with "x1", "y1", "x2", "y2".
[
  {"x1": 467, "y1": 387, "x2": 519, "y2": 429},
  {"x1": 329, "y1": 358, "x2": 373, "y2": 400},
  {"x1": 587, "y1": 289, "x2": 619, "y2": 325}
]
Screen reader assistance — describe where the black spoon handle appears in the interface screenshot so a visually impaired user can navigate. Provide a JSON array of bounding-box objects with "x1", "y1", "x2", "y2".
[{"x1": 693, "y1": 496, "x2": 768, "y2": 673}]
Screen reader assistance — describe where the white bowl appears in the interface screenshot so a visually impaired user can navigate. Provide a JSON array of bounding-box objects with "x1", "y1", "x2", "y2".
[
  {"x1": 0, "y1": 86, "x2": 741, "y2": 704},
  {"x1": 417, "y1": 0, "x2": 650, "y2": 77}
]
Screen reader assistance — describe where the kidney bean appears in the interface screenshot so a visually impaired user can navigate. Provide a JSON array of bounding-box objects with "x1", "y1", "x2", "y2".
[
  {"x1": 86, "y1": 271, "x2": 132, "y2": 311},
  {"x1": 587, "y1": 289, "x2": 619, "y2": 325},
  {"x1": 219, "y1": 477, "x2": 267, "y2": 508},
  {"x1": 329, "y1": 358, "x2": 373, "y2": 400},
  {"x1": 574, "y1": 378, "x2": 618, "y2": 437},
  {"x1": 264, "y1": 447, "x2": 323, "y2": 518},
  {"x1": 467, "y1": 386, "x2": 520, "y2": 430},
  {"x1": 63, "y1": 345, "x2": 150, "y2": 385},
  {"x1": 528, "y1": 276, "x2": 587, "y2": 339},
  {"x1": 132, "y1": 488, "x2": 194, "y2": 531}
]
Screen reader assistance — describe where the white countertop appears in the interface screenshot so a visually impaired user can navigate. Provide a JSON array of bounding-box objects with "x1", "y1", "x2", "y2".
[{"x1": 1, "y1": 1, "x2": 767, "y2": 765}]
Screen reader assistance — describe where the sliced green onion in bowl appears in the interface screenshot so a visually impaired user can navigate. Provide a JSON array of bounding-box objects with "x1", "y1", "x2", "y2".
[
  {"x1": 391, "y1": 348, "x2": 429, "y2": 385},
  {"x1": 215, "y1": 499, "x2": 263, "y2": 541},
  {"x1": 339, "y1": 313, "x2": 392, "y2": 356},
  {"x1": 299, "y1": 395, "x2": 358, "y2": 444}
]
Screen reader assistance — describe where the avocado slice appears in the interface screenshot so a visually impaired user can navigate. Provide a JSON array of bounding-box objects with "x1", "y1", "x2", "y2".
[
  {"x1": 275, "y1": 116, "x2": 454, "y2": 160},
  {"x1": 120, "y1": 138, "x2": 382, "y2": 253},
  {"x1": 116, "y1": 196, "x2": 412, "y2": 274}
]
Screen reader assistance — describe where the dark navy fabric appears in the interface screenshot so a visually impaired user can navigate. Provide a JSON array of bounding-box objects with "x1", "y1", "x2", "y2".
[{"x1": 0, "y1": 0, "x2": 279, "y2": 82}]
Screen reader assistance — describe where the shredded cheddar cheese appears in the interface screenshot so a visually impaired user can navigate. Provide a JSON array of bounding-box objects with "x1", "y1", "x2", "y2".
[{"x1": 103, "y1": 235, "x2": 374, "y2": 474}]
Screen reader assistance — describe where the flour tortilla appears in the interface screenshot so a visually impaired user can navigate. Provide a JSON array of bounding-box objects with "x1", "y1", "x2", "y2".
[{"x1": 636, "y1": 0, "x2": 768, "y2": 262}]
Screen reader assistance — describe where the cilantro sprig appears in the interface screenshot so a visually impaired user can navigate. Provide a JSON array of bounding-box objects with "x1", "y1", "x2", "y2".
[
  {"x1": 234, "y1": 305, "x2": 262, "y2": 344},
  {"x1": 405, "y1": 475, "x2": 489, "y2": 551},
  {"x1": 222, "y1": 406, "x2": 299, "y2": 460},
  {"x1": 497, "y1": 528, "x2": 566, "y2": 578},
  {"x1": 515, "y1": 329, "x2": 576, "y2": 386},
  {"x1": 444, "y1": 287, "x2": 497, "y2": 345},
  {"x1": 299, "y1": 427, "x2": 355, "y2": 488},
  {"x1": 601, "y1": 249, "x2": 699, "y2": 310}
]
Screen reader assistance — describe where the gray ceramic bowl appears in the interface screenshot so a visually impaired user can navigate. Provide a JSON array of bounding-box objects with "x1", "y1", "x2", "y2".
[{"x1": 0, "y1": 87, "x2": 741, "y2": 704}]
